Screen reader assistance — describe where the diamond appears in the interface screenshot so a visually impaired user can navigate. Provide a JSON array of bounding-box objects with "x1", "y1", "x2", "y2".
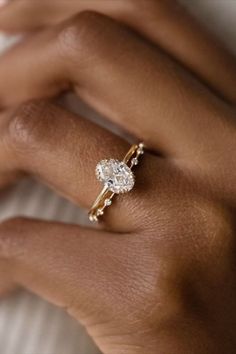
[
  {"x1": 131, "y1": 157, "x2": 138, "y2": 166},
  {"x1": 137, "y1": 148, "x2": 144, "y2": 155},
  {"x1": 89, "y1": 214, "x2": 98, "y2": 222},
  {"x1": 104, "y1": 198, "x2": 112, "y2": 206},
  {"x1": 139, "y1": 143, "x2": 144, "y2": 149},
  {"x1": 96, "y1": 159, "x2": 135, "y2": 194},
  {"x1": 97, "y1": 209, "x2": 104, "y2": 216}
]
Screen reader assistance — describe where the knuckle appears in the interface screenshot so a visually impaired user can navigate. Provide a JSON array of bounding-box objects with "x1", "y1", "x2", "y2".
[
  {"x1": 74, "y1": 10, "x2": 107, "y2": 32},
  {"x1": 57, "y1": 11, "x2": 111, "y2": 64},
  {"x1": 8, "y1": 102, "x2": 51, "y2": 153}
]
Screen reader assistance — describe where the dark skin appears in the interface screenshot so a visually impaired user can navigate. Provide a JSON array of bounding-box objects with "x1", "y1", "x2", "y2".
[{"x1": 0, "y1": 1, "x2": 235, "y2": 353}]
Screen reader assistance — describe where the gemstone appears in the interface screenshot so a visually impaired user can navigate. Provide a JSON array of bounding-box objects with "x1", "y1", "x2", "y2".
[
  {"x1": 104, "y1": 198, "x2": 112, "y2": 206},
  {"x1": 96, "y1": 159, "x2": 135, "y2": 194},
  {"x1": 89, "y1": 214, "x2": 98, "y2": 222},
  {"x1": 139, "y1": 143, "x2": 144, "y2": 149},
  {"x1": 131, "y1": 157, "x2": 138, "y2": 165},
  {"x1": 97, "y1": 209, "x2": 104, "y2": 216},
  {"x1": 137, "y1": 148, "x2": 144, "y2": 155}
]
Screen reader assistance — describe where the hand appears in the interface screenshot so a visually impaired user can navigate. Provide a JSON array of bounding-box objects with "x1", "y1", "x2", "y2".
[{"x1": 0, "y1": 1, "x2": 235, "y2": 353}]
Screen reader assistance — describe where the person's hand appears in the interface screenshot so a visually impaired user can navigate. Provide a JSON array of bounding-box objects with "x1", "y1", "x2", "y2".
[{"x1": 0, "y1": 1, "x2": 235, "y2": 353}]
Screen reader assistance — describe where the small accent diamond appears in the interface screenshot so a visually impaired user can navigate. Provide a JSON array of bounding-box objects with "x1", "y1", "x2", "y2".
[
  {"x1": 137, "y1": 148, "x2": 144, "y2": 155},
  {"x1": 97, "y1": 209, "x2": 104, "y2": 216},
  {"x1": 131, "y1": 157, "x2": 138, "y2": 166},
  {"x1": 89, "y1": 214, "x2": 98, "y2": 222}
]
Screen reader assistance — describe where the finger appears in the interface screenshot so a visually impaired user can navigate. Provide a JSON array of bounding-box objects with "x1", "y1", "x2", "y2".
[
  {"x1": 0, "y1": 12, "x2": 235, "y2": 165},
  {"x1": 0, "y1": 217, "x2": 123, "y2": 333},
  {"x1": 0, "y1": 217, "x2": 151, "y2": 346},
  {"x1": 4, "y1": 101, "x2": 156, "y2": 231},
  {"x1": 0, "y1": 259, "x2": 17, "y2": 297},
  {"x1": 0, "y1": 0, "x2": 76, "y2": 30},
  {"x1": 0, "y1": 112, "x2": 24, "y2": 188},
  {"x1": 0, "y1": 1, "x2": 235, "y2": 103},
  {"x1": 5, "y1": 101, "x2": 234, "y2": 231}
]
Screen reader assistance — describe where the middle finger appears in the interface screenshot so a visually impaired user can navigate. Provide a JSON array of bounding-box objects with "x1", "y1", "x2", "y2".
[{"x1": 0, "y1": 12, "x2": 234, "y2": 164}]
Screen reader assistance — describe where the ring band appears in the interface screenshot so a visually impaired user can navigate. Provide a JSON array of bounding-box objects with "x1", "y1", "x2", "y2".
[{"x1": 89, "y1": 142, "x2": 145, "y2": 222}]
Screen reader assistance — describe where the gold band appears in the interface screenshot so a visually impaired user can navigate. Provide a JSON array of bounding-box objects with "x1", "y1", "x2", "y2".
[{"x1": 89, "y1": 142, "x2": 144, "y2": 222}]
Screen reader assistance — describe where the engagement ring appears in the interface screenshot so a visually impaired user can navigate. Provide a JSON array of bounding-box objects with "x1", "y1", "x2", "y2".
[{"x1": 89, "y1": 142, "x2": 145, "y2": 222}]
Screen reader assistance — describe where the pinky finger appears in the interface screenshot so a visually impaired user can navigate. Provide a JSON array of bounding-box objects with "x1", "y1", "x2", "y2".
[
  {"x1": 0, "y1": 217, "x2": 131, "y2": 329},
  {"x1": 0, "y1": 259, "x2": 17, "y2": 297}
]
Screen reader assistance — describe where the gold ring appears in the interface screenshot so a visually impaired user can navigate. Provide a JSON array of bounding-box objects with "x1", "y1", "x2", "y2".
[{"x1": 89, "y1": 142, "x2": 145, "y2": 222}]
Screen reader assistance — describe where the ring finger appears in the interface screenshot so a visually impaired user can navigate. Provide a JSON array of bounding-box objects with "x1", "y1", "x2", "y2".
[{"x1": 3, "y1": 101, "x2": 162, "y2": 231}]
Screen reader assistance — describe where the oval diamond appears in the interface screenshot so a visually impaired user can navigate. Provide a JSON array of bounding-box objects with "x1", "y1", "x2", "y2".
[{"x1": 96, "y1": 159, "x2": 135, "y2": 194}]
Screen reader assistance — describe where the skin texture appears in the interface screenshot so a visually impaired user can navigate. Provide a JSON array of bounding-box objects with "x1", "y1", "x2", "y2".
[{"x1": 0, "y1": 1, "x2": 235, "y2": 353}]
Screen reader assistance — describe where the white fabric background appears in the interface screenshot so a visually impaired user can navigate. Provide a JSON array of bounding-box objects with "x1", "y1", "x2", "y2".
[{"x1": 0, "y1": 1, "x2": 235, "y2": 353}]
